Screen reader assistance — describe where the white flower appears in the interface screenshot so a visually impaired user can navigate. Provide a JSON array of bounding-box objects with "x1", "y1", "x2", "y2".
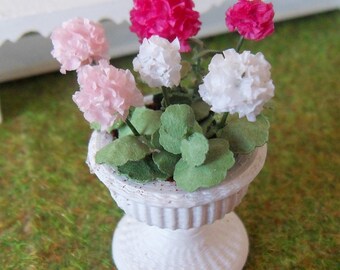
[
  {"x1": 198, "y1": 49, "x2": 275, "y2": 122},
  {"x1": 133, "y1": 35, "x2": 182, "y2": 88}
]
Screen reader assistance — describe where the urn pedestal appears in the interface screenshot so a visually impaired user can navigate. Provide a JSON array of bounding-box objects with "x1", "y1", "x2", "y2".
[{"x1": 87, "y1": 131, "x2": 267, "y2": 270}]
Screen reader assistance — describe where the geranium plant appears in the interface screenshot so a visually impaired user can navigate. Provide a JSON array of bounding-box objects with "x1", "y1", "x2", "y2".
[{"x1": 51, "y1": 0, "x2": 275, "y2": 192}]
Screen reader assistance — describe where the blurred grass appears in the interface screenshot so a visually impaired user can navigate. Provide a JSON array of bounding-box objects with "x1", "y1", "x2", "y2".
[{"x1": 0, "y1": 10, "x2": 339, "y2": 270}]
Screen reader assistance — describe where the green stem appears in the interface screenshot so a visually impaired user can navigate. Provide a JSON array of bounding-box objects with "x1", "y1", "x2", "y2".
[
  {"x1": 162, "y1": 86, "x2": 170, "y2": 108},
  {"x1": 193, "y1": 49, "x2": 222, "y2": 60},
  {"x1": 191, "y1": 54, "x2": 204, "y2": 92},
  {"x1": 236, "y1": 36, "x2": 244, "y2": 53},
  {"x1": 189, "y1": 38, "x2": 204, "y2": 49},
  {"x1": 218, "y1": 112, "x2": 229, "y2": 129},
  {"x1": 125, "y1": 118, "x2": 140, "y2": 136}
]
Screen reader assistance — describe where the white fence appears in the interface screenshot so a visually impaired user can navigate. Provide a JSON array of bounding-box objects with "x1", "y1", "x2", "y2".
[{"x1": 0, "y1": 0, "x2": 338, "y2": 82}]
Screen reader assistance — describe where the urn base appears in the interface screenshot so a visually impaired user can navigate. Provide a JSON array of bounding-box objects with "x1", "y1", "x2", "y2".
[{"x1": 112, "y1": 212, "x2": 248, "y2": 270}]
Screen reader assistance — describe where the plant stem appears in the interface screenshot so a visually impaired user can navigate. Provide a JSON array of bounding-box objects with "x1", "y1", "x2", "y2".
[
  {"x1": 125, "y1": 118, "x2": 140, "y2": 136},
  {"x1": 193, "y1": 49, "x2": 221, "y2": 60},
  {"x1": 189, "y1": 38, "x2": 204, "y2": 49},
  {"x1": 218, "y1": 112, "x2": 229, "y2": 129},
  {"x1": 162, "y1": 86, "x2": 170, "y2": 108},
  {"x1": 236, "y1": 36, "x2": 244, "y2": 53}
]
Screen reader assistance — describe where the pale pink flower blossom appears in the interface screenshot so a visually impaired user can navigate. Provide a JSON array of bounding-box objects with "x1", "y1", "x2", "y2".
[
  {"x1": 73, "y1": 60, "x2": 144, "y2": 131},
  {"x1": 51, "y1": 17, "x2": 109, "y2": 73}
]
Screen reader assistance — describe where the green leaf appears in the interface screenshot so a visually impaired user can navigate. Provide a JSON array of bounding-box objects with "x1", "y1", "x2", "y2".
[
  {"x1": 191, "y1": 121, "x2": 203, "y2": 134},
  {"x1": 90, "y1": 122, "x2": 101, "y2": 131},
  {"x1": 90, "y1": 120, "x2": 124, "y2": 132},
  {"x1": 152, "y1": 150, "x2": 180, "y2": 176},
  {"x1": 168, "y1": 92, "x2": 192, "y2": 105},
  {"x1": 95, "y1": 135, "x2": 151, "y2": 166},
  {"x1": 174, "y1": 139, "x2": 235, "y2": 192},
  {"x1": 159, "y1": 127, "x2": 183, "y2": 154},
  {"x1": 159, "y1": 104, "x2": 196, "y2": 154},
  {"x1": 150, "y1": 130, "x2": 162, "y2": 149},
  {"x1": 111, "y1": 119, "x2": 125, "y2": 130},
  {"x1": 119, "y1": 107, "x2": 162, "y2": 137},
  {"x1": 160, "y1": 104, "x2": 196, "y2": 138},
  {"x1": 217, "y1": 114, "x2": 270, "y2": 154},
  {"x1": 180, "y1": 133, "x2": 209, "y2": 167},
  {"x1": 118, "y1": 156, "x2": 167, "y2": 182},
  {"x1": 191, "y1": 100, "x2": 211, "y2": 121}
]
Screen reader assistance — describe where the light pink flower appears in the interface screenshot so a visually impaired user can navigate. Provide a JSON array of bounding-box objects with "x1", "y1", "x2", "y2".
[
  {"x1": 72, "y1": 60, "x2": 144, "y2": 131},
  {"x1": 226, "y1": 0, "x2": 274, "y2": 41},
  {"x1": 130, "y1": 0, "x2": 201, "y2": 52},
  {"x1": 51, "y1": 17, "x2": 109, "y2": 73}
]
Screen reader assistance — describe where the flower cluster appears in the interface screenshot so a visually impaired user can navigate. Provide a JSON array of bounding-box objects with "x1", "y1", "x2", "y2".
[
  {"x1": 226, "y1": 0, "x2": 275, "y2": 41},
  {"x1": 130, "y1": 0, "x2": 201, "y2": 52},
  {"x1": 73, "y1": 60, "x2": 144, "y2": 131},
  {"x1": 199, "y1": 49, "x2": 274, "y2": 122},
  {"x1": 133, "y1": 36, "x2": 182, "y2": 88},
  {"x1": 51, "y1": 18, "x2": 109, "y2": 73},
  {"x1": 51, "y1": 0, "x2": 275, "y2": 192}
]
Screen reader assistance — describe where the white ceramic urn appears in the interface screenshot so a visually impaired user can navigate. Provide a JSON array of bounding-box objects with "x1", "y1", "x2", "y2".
[{"x1": 87, "y1": 131, "x2": 267, "y2": 270}]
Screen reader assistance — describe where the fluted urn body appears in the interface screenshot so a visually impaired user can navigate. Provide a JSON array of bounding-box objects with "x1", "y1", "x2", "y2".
[{"x1": 87, "y1": 131, "x2": 267, "y2": 270}]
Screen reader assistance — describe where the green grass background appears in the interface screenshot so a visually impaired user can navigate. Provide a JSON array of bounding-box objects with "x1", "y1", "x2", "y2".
[{"x1": 0, "y1": 11, "x2": 339, "y2": 269}]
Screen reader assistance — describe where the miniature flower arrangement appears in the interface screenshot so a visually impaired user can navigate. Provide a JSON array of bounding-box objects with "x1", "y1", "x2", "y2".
[{"x1": 51, "y1": 0, "x2": 275, "y2": 192}]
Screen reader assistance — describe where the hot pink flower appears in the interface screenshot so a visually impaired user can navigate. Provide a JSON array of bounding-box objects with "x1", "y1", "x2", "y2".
[
  {"x1": 226, "y1": 0, "x2": 274, "y2": 41},
  {"x1": 130, "y1": 0, "x2": 201, "y2": 52},
  {"x1": 51, "y1": 17, "x2": 109, "y2": 74},
  {"x1": 72, "y1": 60, "x2": 144, "y2": 131}
]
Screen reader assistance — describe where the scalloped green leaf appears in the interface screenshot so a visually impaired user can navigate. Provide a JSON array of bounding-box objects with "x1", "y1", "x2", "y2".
[
  {"x1": 90, "y1": 122, "x2": 101, "y2": 131},
  {"x1": 174, "y1": 138, "x2": 235, "y2": 192},
  {"x1": 180, "y1": 133, "x2": 209, "y2": 167},
  {"x1": 152, "y1": 150, "x2": 180, "y2": 176},
  {"x1": 158, "y1": 120, "x2": 203, "y2": 154},
  {"x1": 159, "y1": 127, "x2": 182, "y2": 154},
  {"x1": 119, "y1": 107, "x2": 162, "y2": 137},
  {"x1": 150, "y1": 130, "x2": 162, "y2": 149},
  {"x1": 95, "y1": 135, "x2": 151, "y2": 166},
  {"x1": 160, "y1": 104, "x2": 196, "y2": 138},
  {"x1": 159, "y1": 104, "x2": 197, "y2": 154},
  {"x1": 118, "y1": 156, "x2": 167, "y2": 182},
  {"x1": 218, "y1": 114, "x2": 270, "y2": 154},
  {"x1": 168, "y1": 92, "x2": 192, "y2": 105}
]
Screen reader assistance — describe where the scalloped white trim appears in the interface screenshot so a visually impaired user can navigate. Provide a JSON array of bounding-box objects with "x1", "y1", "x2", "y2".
[
  {"x1": 0, "y1": 1, "x2": 132, "y2": 45},
  {"x1": 0, "y1": 0, "x2": 226, "y2": 45},
  {"x1": 1, "y1": 0, "x2": 339, "y2": 45},
  {"x1": 1, "y1": 0, "x2": 338, "y2": 83},
  {"x1": 0, "y1": 0, "x2": 111, "y2": 19}
]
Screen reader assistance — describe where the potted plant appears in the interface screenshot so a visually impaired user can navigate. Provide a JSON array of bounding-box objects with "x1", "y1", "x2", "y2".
[{"x1": 51, "y1": 0, "x2": 275, "y2": 269}]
